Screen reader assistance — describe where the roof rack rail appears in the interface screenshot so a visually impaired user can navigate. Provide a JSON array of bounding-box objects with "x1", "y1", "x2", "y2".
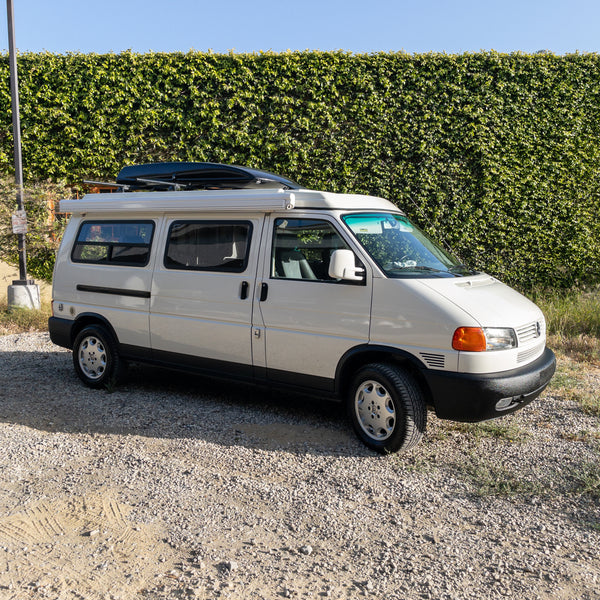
[{"x1": 86, "y1": 162, "x2": 300, "y2": 192}]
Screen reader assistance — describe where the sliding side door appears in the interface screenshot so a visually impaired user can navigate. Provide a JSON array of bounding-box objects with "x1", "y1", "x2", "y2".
[{"x1": 150, "y1": 215, "x2": 263, "y2": 378}]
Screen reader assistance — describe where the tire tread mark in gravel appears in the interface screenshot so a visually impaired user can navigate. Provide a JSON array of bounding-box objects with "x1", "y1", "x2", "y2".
[{"x1": 0, "y1": 492, "x2": 176, "y2": 600}]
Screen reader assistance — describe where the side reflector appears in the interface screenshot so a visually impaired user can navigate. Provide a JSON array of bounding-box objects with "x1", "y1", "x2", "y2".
[{"x1": 452, "y1": 327, "x2": 487, "y2": 352}]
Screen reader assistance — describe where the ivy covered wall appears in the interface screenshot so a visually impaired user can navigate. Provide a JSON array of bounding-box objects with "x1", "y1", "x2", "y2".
[{"x1": 0, "y1": 51, "x2": 598, "y2": 288}]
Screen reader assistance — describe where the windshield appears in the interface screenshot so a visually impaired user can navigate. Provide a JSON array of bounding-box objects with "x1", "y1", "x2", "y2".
[{"x1": 342, "y1": 213, "x2": 476, "y2": 278}]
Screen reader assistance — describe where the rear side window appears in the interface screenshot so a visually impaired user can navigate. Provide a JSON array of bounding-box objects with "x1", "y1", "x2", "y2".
[
  {"x1": 72, "y1": 221, "x2": 155, "y2": 266},
  {"x1": 164, "y1": 221, "x2": 252, "y2": 272}
]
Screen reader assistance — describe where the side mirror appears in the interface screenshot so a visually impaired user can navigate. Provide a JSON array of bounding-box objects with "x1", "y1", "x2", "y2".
[{"x1": 328, "y1": 249, "x2": 365, "y2": 281}]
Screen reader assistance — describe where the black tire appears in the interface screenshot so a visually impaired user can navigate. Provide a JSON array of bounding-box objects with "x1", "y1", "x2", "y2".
[
  {"x1": 72, "y1": 324, "x2": 124, "y2": 389},
  {"x1": 348, "y1": 363, "x2": 427, "y2": 454}
]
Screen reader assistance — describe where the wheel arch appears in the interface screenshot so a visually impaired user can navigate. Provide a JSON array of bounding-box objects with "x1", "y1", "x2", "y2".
[
  {"x1": 71, "y1": 313, "x2": 120, "y2": 346},
  {"x1": 335, "y1": 345, "x2": 434, "y2": 406}
]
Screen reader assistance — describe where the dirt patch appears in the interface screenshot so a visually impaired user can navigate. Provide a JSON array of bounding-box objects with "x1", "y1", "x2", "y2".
[{"x1": 0, "y1": 491, "x2": 177, "y2": 599}]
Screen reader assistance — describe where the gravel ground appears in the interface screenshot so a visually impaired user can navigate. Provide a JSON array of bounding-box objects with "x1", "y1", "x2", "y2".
[{"x1": 0, "y1": 332, "x2": 599, "y2": 600}]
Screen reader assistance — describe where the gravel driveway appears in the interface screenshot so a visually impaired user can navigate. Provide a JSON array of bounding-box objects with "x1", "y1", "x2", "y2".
[{"x1": 0, "y1": 332, "x2": 598, "y2": 600}]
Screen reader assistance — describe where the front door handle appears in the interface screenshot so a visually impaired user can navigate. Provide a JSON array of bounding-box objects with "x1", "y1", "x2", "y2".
[
  {"x1": 260, "y1": 282, "x2": 268, "y2": 302},
  {"x1": 240, "y1": 281, "x2": 249, "y2": 300}
]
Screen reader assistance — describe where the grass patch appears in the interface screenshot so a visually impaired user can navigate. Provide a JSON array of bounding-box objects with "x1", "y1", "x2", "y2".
[
  {"x1": 548, "y1": 352, "x2": 600, "y2": 417},
  {"x1": 568, "y1": 460, "x2": 600, "y2": 499},
  {"x1": 530, "y1": 288, "x2": 600, "y2": 417},
  {"x1": 533, "y1": 287, "x2": 600, "y2": 364},
  {"x1": 560, "y1": 430, "x2": 600, "y2": 443},
  {"x1": 0, "y1": 300, "x2": 51, "y2": 335},
  {"x1": 548, "y1": 333, "x2": 600, "y2": 365},
  {"x1": 534, "y1": 287, "x2": 600, "y2": 339},
  {"x1": 431, "y1": 420, "x2": 529, "y2": 444},
  {"x1": 402, "y1": 454, "x2": 436, "y2": 474},
  {"x1": 459, "y1": 455, "x2": 543, "y2": 497},
  {"x1": 460, "y1": 455, "x2": 600, "y2": 500}
]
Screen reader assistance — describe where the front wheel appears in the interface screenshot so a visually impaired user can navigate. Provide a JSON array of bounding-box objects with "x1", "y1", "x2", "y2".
[
  {"x1": 72, "y1": 325, "x2": 124, "y2": 389},
  {"x1": 348, "y1": 363, "x2": 427, "y2": 454}
]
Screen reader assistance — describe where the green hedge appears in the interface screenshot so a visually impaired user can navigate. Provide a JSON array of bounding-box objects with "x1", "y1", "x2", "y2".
[
  {"x1": 0, "y1": 179, "x2": 70, "y2": 281},
  {"x1": 0, "y1": 51, "x2": 599, "y2": 289}
]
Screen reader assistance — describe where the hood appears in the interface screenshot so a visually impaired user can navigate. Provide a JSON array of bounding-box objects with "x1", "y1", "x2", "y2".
[{"x1": 417, "y1": 274, "x2": 543, "y2": 328}]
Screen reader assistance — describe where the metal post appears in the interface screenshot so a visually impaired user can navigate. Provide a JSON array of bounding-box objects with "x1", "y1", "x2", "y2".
[
  {"x1": 6, "y1": 0, "x2": 39, "y2": 309},
  {"x1": 7, "y1": 0, "x2": 27, "y2": 282}
]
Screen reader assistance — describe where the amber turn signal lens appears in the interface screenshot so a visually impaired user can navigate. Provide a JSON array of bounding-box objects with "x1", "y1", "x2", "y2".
[{"x1": 452, "y1": 327, "x2": 487, "y2": 352}]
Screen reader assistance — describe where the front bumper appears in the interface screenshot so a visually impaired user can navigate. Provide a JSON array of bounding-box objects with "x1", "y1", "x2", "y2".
[{"x1": 422, "y1": 347, "x2": 556, "y2": 422}]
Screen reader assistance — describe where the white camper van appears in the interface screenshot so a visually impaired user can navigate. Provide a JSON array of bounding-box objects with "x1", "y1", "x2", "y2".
[{"x1": 49, "y1": 163, "x2": 556, "y2": 453}]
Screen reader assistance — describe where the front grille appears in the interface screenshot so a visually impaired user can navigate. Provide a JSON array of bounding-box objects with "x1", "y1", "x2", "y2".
[
  {"x1": 516, "y1": 321, "x2": 542, "y2": 345},
  {"x1": 518, "y1": 344, "x2": 543, "y2": 363}
]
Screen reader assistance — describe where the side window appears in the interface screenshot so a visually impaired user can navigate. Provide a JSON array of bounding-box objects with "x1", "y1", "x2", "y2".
[
  {"x1": 72, "y1": 221, "x2": 155, "y2": 266},
  {"x1": 271, "y1": 218, "x2": 352, "y2": 281},
  {"x1": 164, "y1": 221, "x2": 252, "y2": 272}
]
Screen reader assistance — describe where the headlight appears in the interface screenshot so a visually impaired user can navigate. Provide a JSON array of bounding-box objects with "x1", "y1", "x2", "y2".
[
  {"x1": 483, "y1": 327, "x2": 518, "y2": 351},
  {"x1": 452, "y1": 327, "x2": 517, "y2": 351}
]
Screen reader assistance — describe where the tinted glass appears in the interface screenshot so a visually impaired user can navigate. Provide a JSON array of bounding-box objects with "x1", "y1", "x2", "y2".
[
  {"x1": 165, "y1": 221, "x2": 251, "y2": 272},
  {"x1": 72, "y1": 221, "x2": 154, "y2": 266}
]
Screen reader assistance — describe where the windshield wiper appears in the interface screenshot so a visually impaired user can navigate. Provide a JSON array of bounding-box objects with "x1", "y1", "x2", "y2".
[{"x1": 390, "y1": 265, "x2": 444, "y2": 272}]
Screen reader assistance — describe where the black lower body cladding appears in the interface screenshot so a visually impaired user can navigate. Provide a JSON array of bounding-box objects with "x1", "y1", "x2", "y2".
[{"x1": 48, "y1": 316, "x2": 74, "y2": 349}]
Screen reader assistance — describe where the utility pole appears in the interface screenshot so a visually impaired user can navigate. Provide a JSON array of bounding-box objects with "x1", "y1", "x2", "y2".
[{"x1": 6, "y1": 0, "x2": 40, "y2": 309}]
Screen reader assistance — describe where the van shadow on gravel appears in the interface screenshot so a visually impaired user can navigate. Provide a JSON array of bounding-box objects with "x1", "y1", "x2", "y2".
[{"x1": 0, "y1": 348, "x2": 363, "y2": 457}]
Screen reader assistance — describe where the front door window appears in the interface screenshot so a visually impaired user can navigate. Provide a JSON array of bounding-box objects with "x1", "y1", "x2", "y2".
[{"x1": 271, "y1": 218, "x2": 351, "y2": 281}]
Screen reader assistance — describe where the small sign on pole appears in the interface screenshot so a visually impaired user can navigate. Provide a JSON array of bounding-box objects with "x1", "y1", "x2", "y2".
[{"x1": 11, "y1": 209, "x2": 27, "y2": 234}]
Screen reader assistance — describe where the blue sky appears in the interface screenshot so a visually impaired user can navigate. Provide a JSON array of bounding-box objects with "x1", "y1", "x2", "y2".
[{"x1": 0, "y1": 0, "x2": 599, "y2": 55}]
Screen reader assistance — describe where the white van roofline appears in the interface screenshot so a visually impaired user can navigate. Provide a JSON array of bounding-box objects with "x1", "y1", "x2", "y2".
[{"x1": 60, "y1": 188, "x2": 402, "y2": 215}]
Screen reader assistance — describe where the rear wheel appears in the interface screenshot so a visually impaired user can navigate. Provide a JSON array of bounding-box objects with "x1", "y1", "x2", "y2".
[
  {"x1": 72, "y1": 325, "x2": 124, "y2": 389},
  {"x1": 348, "y1": 363, "x2": 426, "y2": 453}
]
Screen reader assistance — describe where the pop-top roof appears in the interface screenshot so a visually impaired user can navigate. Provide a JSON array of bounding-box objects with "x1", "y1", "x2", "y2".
[
  {"x1": 67, "y1": 162, "x2": 402, "y2": 214},
  {"x1": 86, "y1": 162, "x2": 301, "y2": 191}
]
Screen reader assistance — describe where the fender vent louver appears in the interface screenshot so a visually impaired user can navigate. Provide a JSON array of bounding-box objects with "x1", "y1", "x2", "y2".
[{"x1": 419, "y1": 352, "x2": 446, "y2": 369}]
